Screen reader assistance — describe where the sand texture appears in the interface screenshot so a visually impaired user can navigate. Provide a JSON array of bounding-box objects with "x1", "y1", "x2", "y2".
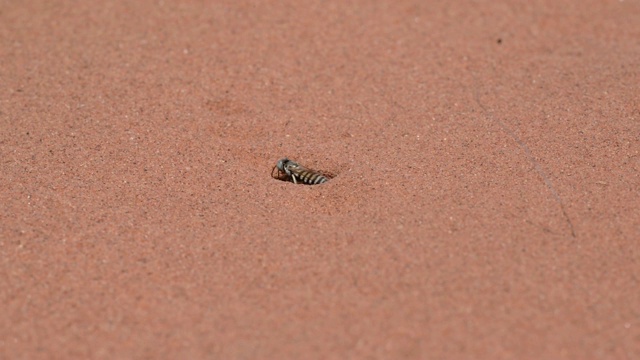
[{"x1": 2, "y1": 1, "x2": 639, "y2": 358}]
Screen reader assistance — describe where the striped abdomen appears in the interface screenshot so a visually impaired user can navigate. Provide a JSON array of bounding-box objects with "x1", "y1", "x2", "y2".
[{"x1": 291, "y1": 167, "x2": 328, "y2": 185}]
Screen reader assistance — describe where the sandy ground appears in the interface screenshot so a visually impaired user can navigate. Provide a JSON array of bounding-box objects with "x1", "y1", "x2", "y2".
[{"x1": 1, "y1": 0, "x2": 639, "y2": 358}]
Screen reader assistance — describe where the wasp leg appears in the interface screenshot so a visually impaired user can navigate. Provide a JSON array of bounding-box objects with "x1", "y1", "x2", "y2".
[{"x1": 291, "y1": 174, "x2": 298, "y2": 184}]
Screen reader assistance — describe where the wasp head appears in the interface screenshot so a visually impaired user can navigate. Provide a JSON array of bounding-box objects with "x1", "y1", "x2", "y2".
[{"x1": 276, "y1": 158, "x2": 290, "y2": 172}]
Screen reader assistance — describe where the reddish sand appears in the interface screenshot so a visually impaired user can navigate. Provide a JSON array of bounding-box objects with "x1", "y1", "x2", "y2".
[{"x1": 2, "y1": 1, "x2": 639, "y2": 358}]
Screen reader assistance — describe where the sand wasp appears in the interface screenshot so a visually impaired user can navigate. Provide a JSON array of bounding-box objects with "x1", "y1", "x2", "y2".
[{"x1": 272, "y1": 158, "x2": 331, "y2": 185}]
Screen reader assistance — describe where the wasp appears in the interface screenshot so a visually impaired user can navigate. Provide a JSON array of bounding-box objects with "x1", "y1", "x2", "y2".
[{"x1": 272, "y1": 158, "x2": 331, "y2": 185}]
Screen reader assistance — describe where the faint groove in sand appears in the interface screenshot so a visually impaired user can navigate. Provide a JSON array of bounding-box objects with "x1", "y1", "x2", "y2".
[{"x1": 473, "y1": 89, "x2": 576, "y2": 238}]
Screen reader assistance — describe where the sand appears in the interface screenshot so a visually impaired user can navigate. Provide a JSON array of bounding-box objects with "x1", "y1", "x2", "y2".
[{"x1": 1, "y1": 0, "x2": 639, "y2": 358}]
